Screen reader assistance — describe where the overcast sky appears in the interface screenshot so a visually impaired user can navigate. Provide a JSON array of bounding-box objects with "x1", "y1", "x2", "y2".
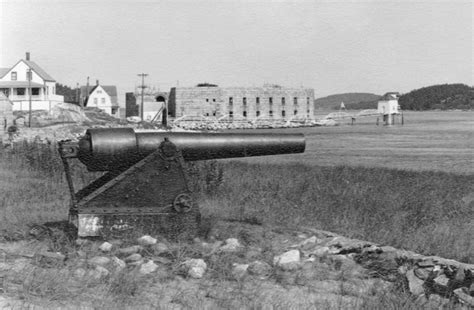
[{"x1": 1, "y1": 0, "x2": 472, "y2": 103}]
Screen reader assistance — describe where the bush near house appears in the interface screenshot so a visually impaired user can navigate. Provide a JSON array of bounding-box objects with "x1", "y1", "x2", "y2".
[{"x1": 55, "y1": 83, "x2": 79, "y2": 105}]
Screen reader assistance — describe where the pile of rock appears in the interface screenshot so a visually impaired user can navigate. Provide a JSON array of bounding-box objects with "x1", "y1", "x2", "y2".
[
  {"x1": 298, "y1": 228, "x2": 474, "y2": 309},
  {"x1": 24, "y1": 224, "x2": 474, "y2": 309},
  {"x1": 173, "y1": 119, "x2": 331, "y2": 131}
]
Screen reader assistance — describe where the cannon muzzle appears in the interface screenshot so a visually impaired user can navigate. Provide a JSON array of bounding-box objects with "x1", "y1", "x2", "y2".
[{"x1": 76, "y1": 128, "x2": 305, "y2": 171}]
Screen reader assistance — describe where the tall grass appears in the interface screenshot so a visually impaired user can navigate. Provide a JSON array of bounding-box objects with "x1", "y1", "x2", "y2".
[
  {"x1": 204, "y1": 161, "x2": 473, "y2": 263},
  {"x1": 0, "y1": 141, "x2": 472, "y2": 263}
]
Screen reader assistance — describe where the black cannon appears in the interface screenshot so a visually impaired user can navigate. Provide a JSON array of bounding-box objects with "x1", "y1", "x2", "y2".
[{"x1": 59, "y1": 128, "x2": 305, "y2": 239}]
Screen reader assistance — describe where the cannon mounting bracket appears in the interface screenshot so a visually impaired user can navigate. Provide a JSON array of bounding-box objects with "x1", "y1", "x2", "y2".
[{"x1": 59, "y1": 138, "x2": 201, "y2": 240}]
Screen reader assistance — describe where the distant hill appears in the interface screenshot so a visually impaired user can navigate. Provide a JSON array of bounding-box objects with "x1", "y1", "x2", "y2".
[
  {"x1": 314, "y1": 93, "x2": 381, "y2": 110},
  {"x1": 399, "y1": 84, "x2": 474, "y2": 110}
]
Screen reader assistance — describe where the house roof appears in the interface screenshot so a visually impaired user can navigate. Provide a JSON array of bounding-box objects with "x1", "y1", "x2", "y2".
[
  {"x1": 23, "y1": 60, "x2": 56, "y2": 81},
  {"x1": 81, "y1": 85, "x2": 118, "y2": 106},
  {"x1": 380, "y1": 92, "x2": 400, "y2": 100},
  {"x1": 0, "y1": 81, "x2": 45, "y2": 88},
  {"x1": 0, "y1": 59, "x2": 56, "y2": 82},
  {"x1": 0, "y1": 68, "x2": 9, "y2": 79}
]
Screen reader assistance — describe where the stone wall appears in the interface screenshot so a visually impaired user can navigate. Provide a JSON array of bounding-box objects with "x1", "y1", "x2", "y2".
[{"x1": 169, "y1": 86, "x2": 315, "y2": 121}]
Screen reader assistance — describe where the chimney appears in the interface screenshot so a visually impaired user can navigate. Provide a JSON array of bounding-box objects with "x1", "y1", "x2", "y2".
[
  {"x1": 96, "y1": 80, "x2": 99, "y2": 86},
  {"x1": 26, "y1": 52, "x2": 30, "y2": 61}
]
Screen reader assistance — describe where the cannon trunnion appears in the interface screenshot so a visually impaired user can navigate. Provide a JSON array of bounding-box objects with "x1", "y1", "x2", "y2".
[{"x1": 59, "y1": 128, "x2": 305, "y2": 239}]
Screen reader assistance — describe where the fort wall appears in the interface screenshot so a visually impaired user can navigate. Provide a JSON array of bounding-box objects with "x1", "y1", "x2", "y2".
[{"x1": 169, "y1": 86, "x2": 315, "y2": 120}]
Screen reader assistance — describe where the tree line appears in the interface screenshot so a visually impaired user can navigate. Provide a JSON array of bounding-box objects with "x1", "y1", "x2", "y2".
[
  {"x1": 55, "y1": 83, "x2": 79, "y2": 104},
  {"x1": 398, "y1": 84, "x2": 473, "y2": 110},
  {"x1": 343, "y1": 84, "x2": 473, "y2": 110}
]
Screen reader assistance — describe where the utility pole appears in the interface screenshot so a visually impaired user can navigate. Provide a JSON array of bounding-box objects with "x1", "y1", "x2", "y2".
[
  {"x1": 137, "y1": 73, "x2": 148, "y2": 120},
  {"x1": 85, "y1": 77, "x2": 90, "y2": 107},
  {"x1": 28, "y1": 68, "x2": 32, "y2": 127},
  {"x1": 76, "y1": 83, "x2": 81, "y2": 108}
]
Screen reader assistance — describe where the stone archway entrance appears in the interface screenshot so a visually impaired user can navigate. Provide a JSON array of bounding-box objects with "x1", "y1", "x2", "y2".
[{"x1": 156, "y1": 95, "x2": 168, "y2": 126}]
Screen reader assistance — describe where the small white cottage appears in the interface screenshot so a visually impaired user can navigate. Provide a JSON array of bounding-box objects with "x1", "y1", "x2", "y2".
[
  {"x1": 377, "y1": 92, "x2": 400, "y2": 125},
  {"x1": 80, "y1": 81, "x2": 119, "y2": 117}
]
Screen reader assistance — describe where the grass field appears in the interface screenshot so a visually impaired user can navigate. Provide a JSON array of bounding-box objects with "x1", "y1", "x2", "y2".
[
  {"x1": 216, "y1": 111, "x2": 473, "y2": 262},
  {"x1": 234, "y1": 110, "x2": 474, "y2": 174},
  {"x1": 0, "y1": 111, "x2": 472, "y2": 308},
  {"x1": 0, "y1": 111, "x2": 472, "y2": 262},
  {"x1": 0, "y1": 111, "x2": 472, "y2": 251}
]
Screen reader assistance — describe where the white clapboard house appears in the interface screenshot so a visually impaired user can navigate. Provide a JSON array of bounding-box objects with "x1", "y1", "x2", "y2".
[
  {"x1": 0, "y1": 53, "x2": 64, "y2": 111},
  {"x1": 80, "y1": 81, "x2": 119, "y2": 117}
]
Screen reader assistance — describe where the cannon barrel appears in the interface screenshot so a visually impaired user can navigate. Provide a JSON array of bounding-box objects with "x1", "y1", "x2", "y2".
[{"x1": 77, "y1": 128, "x2": 305, "y2": 171}]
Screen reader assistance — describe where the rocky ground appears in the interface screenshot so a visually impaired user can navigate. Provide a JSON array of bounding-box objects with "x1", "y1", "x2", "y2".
[
  {"x1": 3, "y1": 104, "x2": 338, "y2": 145},
  {"x1": 0, "y1": 220, "x2": 472, "y2": 309}
]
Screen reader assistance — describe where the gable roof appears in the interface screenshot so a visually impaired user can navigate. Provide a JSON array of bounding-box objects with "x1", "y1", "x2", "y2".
[
  {"x1": 23, "y1": 60, "x2": 55, "y2": 81},
  {"x1": 380, "y1": 92, "x2": 400, "y2": 101},
  {"x1": 0, "y1": 68, "x2": 9, "y2": 79},
  {"x1": 81, "y1": 85, "x2": 118, "y2": 106},
  {"x1": 1, "y1": 59, "x2": 56, "y2": 81}
]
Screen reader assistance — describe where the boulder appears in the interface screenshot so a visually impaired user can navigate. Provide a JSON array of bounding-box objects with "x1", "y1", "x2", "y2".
[
  {"x1": 433, "y1": 273, "x2": 449, "y2": 287},
  {"x1": 124, "y1": 253, "x2": 142, "y2": 263},
  {"x1": 182, "y1": 259, "x2": 207, "y2": 279},
  {"x1": 99, "y1": 242, "x2": 113, "y2": 252},
  {"x1": 109, "y1": 239, "x2": 123, "y2": 247},
  {"x1": 118, "y1": 245, "x2": 142, "y2": 256},
  {"x1": 111, "y1": 256, "x2": 126, "y2": 270},
  {"x1": 309, "y1": 246, "x2": 330, "y2": 257},
  {"x1": 152, "y1": 243, "x2": 170, "y2": 255},
  {"x1": 453, "y1": 267, "x2": 466, "y2": 283},
  {"x1": 406, "y1": 269, "x2": 425, "y2": 296},
  {"x1": 219, "y1": 238, "x2": 242, "y2": 253},
  {"x1": 232, "y1": 263, "x2": 249, "y2": 280},
  {"x1": 417, "y1": 259, "x2": 435, "y2": 267},
  {"x1": 137, "y1": 235, "x2": 157, "y2": 246},
  {"x1": 453, "y1": 288, "x2": 474, "y2": 307},
  {"x1": 414, "y1": 267, "x2": 432, "y2": 280},
  {"x1": 301, "y1": 236, "x2": 319, "y2": 245},
  {"x1": 128, "y1": 260, "x2": 144, "y2": 267},
  {"x1": 273, "y1": 250, "x2": 301, "y2": 271},
  {"x1": 139, "y1": 260, "x2": 159, "y2": 275},
  {"x1": 88, "y1": 256, "x2": 110, "y2": 267}
]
